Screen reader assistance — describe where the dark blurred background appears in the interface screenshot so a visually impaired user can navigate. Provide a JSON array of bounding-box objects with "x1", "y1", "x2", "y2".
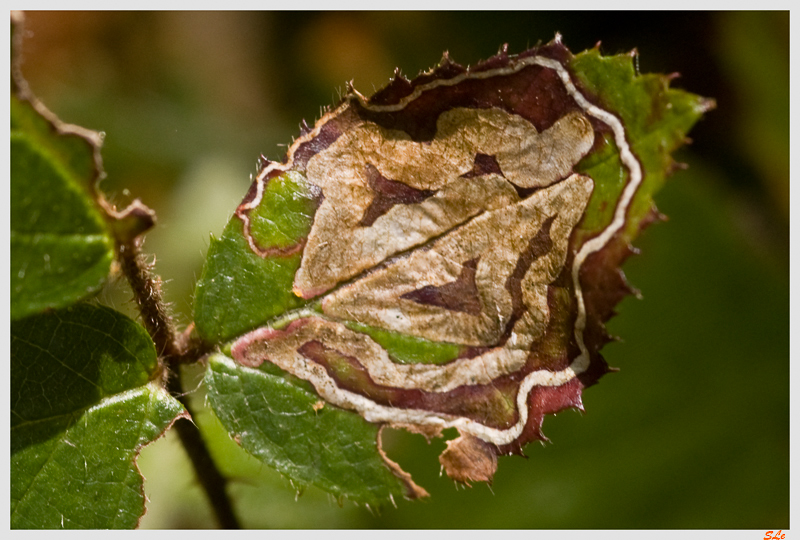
[{"x1": 17, "y1": 12, "x2": 788, "y2": 529}]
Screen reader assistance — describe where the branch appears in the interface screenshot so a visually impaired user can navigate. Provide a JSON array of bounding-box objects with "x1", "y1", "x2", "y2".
[
  {"x1": 114, "y1": 234, "x2": 241, "y2": 529},
  {"x1": 167, "y1": 375, "x2": 241, "y2": 529}
]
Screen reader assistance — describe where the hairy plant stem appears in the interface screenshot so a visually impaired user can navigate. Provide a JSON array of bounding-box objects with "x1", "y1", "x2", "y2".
[{"x1": 115, "y1": 237, "x2": 241, "y2": 529}]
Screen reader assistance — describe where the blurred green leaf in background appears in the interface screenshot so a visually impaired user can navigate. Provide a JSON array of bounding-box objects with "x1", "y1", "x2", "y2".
[{"x1": 17, "y1": 11, "x2": 787, "y2": 528}]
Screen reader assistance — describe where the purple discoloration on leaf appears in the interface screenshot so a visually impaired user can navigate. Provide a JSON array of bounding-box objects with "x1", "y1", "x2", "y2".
[
  {"x1": 401, "y1": 257, "x2": 483, "y2": 316},
  {"x1": 213, "y1": 37, "x2": 711, "y2": 493},
  {"x1": 358, "y1": 164, "x2": 436, "y2": 227}
]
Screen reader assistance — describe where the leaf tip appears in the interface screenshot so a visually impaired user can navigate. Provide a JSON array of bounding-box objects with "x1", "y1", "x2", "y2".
[
  {"x1": 698, "y1": 96, "x2": 718, "y2": 113},
  {"x1": 439, "y1": 433, "x2": 499, "y2": 486}
]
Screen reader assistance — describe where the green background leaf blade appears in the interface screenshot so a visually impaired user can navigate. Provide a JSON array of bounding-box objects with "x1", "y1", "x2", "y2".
[
  {"x1": 11, "y1": 304, "x2": 185, "y2": 529},
  {"x1": 11, "y1": 386, "x2": 183, "y2": 529},
  {"x1": 10, "y1": 97, "x2": 114, "y2": 320}
]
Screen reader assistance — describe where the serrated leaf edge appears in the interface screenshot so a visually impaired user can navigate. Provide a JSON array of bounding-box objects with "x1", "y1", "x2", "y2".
[{"x1": 228, "y1": 51, "x2": 642, "y2": 449}]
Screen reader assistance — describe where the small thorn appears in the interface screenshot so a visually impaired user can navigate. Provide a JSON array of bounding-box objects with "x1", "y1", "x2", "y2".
[
  {"x1": 346, "y1": 81, "x2": 368, "y2": 102},
  {"x1": 298, "y1": 118, "x2": 311, "y2": 137},
  {"x1": 699, "y1": 97, "x2": 717, "y2": 112}
]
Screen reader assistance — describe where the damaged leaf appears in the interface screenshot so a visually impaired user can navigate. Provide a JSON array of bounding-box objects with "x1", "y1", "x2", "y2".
[
  {"x1": 197, "y1": 38, "x2": 712, "y2": 502},
  {"x1": 10, "y1": 304, "x2": 185, "y2": 529},
  {"x1": 9, "y1": 10, "x2": 159, "y2": 323},
  {"x1": 9, "y1": 13, "x2": 155, "y2": 322},
  {"x1": 10, "y1": 69, "x2": 114, "y2": 321}
]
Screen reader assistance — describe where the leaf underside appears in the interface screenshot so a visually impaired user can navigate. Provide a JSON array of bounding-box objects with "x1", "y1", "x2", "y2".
[{"x1": 197, "y1": 38, "x2": 711, "y2": 504}]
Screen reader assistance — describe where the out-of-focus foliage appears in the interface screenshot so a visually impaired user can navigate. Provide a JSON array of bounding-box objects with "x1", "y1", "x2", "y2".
[{"x1": 19, "y1": 11, "x2": 787, "y2": 528}]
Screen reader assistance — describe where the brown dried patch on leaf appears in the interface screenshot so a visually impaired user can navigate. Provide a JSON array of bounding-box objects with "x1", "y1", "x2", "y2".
[
  {"x1": 499, "y1": 377, "x2": 586, "y2": 456},
  {"x1": 387, "y1": 422, "x2": 444, "y2": 441},
  {"x1": 401, "y1": 257, "x2": 483, "y2": 316},
  {"x1": 377, "y1": 426, "x2": 429, "y2": 499},
  {"x1": 232, "y1": 318, "x2": 518, "y2": 424},
  {"x1": 222, "y1": 39, "x2": 709, "y2": 492},
  {"x1": 439, "y1": 433, "x2": 499, "y2": 485},
  {"x1": 322, "y1": 175, "x2": 592, "y2": 347},
  {"x1": 294, "y1": 107, "x2": 593, "y2": 298},
  {"x1": 358, "y1": 164, "x2": 435, "y2": 226},
  {"x1": 461, "y1": 153, "x2": 504, "y2": 179}
]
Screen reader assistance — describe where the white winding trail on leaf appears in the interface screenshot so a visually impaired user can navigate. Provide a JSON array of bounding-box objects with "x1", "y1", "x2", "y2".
[{"x1": 237, "y1": 48, "x2": 642, "y2": 447}]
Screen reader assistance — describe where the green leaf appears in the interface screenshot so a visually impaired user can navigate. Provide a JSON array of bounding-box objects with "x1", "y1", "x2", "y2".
[
  {"x1": 343, "y1": 321, "x2": 464, "y2": 366},
  {"x1": 10, "y1": 89, "x2": 114, "y2": 321},
  {"x1": 205, "y1": 353, "x2": 415, "y2": 506},
  {"x1": 197, "y1": 41, "x2": 711, "y2": 502},
  {"x1": 195, "y1": 170, "x2": 317, "y2": 343},
  {"x1": 11, "y1": 304, "x2": 185, "y2": 529},
  {"x1": 571, "y1": 48, "x2": 713, "y2": 240}
]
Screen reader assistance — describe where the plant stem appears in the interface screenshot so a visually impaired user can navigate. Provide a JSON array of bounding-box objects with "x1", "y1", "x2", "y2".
[
  {"x1": 167, "y1": 375, "x2": 242, "y2": 529},
  {"x1": 116, "y1": 240, "x2": 181, "y2": 362},
  {"x1": 116, "y1": 237, "x2": 241, "y2": 529}
]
